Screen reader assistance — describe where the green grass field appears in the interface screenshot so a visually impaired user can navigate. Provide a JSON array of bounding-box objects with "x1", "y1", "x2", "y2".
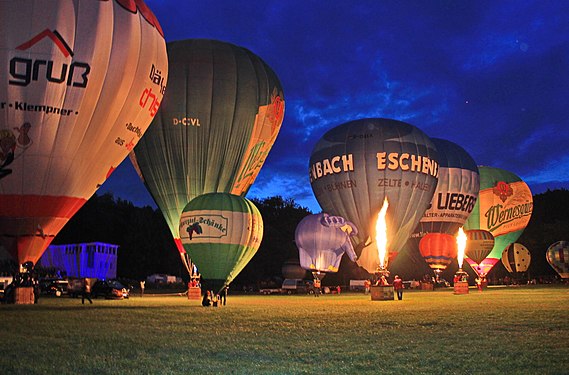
[{"x1": 2, "y1": 285, "x2": 568, "y2": 375}]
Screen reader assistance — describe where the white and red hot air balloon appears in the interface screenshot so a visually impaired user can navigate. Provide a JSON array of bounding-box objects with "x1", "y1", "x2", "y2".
[{"x1": 0, "y1": 0, "x2": 167, "y2": 268}]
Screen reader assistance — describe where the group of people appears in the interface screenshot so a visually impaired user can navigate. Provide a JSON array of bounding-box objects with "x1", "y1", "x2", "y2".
[
  {"x1": 364, "y1": 274, "x2": 405, "y2": 300},
  {"x1": 201, "y1": 286, "x2": 228, "y2": 307}
]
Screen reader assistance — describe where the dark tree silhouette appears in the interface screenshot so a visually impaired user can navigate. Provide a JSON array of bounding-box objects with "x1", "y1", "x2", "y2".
[{"x1": 37, "y1": 189, "x2": 569, "y2": 286}]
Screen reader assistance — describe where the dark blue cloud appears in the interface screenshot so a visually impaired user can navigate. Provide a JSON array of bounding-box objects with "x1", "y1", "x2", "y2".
[{"x1": 101, "y1": 1, "x2": 569, "y2": 212}]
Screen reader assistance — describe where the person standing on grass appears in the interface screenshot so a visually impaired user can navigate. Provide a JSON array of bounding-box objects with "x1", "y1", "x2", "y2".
[
  {"x1": 313, "y1": 278, "x2": 321, "y2": 297},
  {"x1": 140, "y1": 280, "x2": 145, "y2": 297},
  {"x1": 220, "y1": 285, "x2": 228, "y2": 306},
  {"x1": 393, "y1": 275, "x2": 404, "y2": 300},
  {"x1": 82, "y1": 278, "x2": 92, "y2": 304}
]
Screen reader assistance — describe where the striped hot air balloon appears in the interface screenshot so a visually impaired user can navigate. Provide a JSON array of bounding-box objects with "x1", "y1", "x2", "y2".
[
  {"x1": 419, "y1": 233, "x2": 458, "y2": 272},
  {"x1": 465, "y1": 229, "x2": 495, "y2": 264},
  {"x1": 546, "y1": 241, "x2": 569, "y2": 279}
]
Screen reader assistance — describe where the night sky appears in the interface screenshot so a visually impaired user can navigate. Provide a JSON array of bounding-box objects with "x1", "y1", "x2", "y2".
[{"x1": 100, "y1": 1, "x2": 569, "y2": 213}]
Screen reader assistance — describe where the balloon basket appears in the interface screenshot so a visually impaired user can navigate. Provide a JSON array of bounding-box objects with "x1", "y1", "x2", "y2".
[
  {"x1": 453, "y1": 281, "x2": 469, "y2": 295},
  {"x1": 15, "y1": 287, "x2": 35, "y2": 304},
  {"x1": 370, "y1": 285, "x2": 394, "y2": 301},
  {"x1": 187, "y1": 287, "x2": 201, "y2": 300}
]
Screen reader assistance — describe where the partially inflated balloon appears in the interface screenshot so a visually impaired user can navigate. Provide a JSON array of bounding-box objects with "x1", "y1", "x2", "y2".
[
  {"x1": 0, "y1": 0, "x2": 167, "y2": 266},
  {"x1": 179, "y1": 193, "x2": 263, "y2": 292},
  {"x1": 131, "y1": 39, "x2": 284, "y2": 271},
  {"x1": 295, "y1": 213, "x2": 357, "y2": 273},
  {"x1": 419, "y1": 233, "x2": 458, "y2": 271},
  {"x1": 281, "y1": 258, "x2": 307, "y2": 280},
  {"x1": 501, "y1": 243, "x2": 530, "y2": 273},
  {"x1": 309, "y1": 118, "x2": 439, "y2": 273},
  {"x1": 464, "y1": 167, "x2": 533, "y2": 276},
  {"x1": 546, "y1": 241, "x2": 569, "y2": 279}
]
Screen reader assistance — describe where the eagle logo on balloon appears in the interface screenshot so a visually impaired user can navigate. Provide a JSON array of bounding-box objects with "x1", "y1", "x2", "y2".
[{"x1": 186, "y1": 222, "x2": 203, "y2": 240}]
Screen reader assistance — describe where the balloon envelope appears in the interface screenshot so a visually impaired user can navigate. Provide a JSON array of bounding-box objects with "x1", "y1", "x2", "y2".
[
  {"x1": 546, "y1": 241, "x2": 569, "y2": 279},
  {"x1": 131, "y1": 39, "x2": 284, "y2": 269},
  {"x1": 463, "y1": 167, "x2": 533, "y2": 276},
  {"x1": 295, "y1": 213, "x2": 357, "y2": 273},
  {"x1": 419, "y1": 233, "x2": 458, "y2": 271},
  {"x1": 281, "y1": 258, "x2": 307, "y2": 280},
  {"x1": 464, "y1": 229, "x2": 495, "y2": 272},
  {"x1": 501, "y1": 243, "x2": 531, "y2": 273},
  {"x1": 179, "y1": 193, "x2": 263, "y2": 292},
  {"x1": 412, "y1": 138, "x2": 479, "y2": 238},
  {"x1": 408, "y1": 138, "x2": 479, "y2": 272},
  {"x1": 0, "y1": 0, "x2": 167, "y2": 265},
  {"x1": 309, "y1": 118, "x2": 439, "y2": 273}
]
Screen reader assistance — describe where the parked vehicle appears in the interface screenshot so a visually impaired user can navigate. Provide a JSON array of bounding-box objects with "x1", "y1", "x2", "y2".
[
  {"x1": 39, "y1": 278, "x2": 68, "y2": 297},
  {"x1": 259, "y1": 287, "x2": 282, "y2": 295},
  {"x1": 92, "y1": 279, "x2": 130, "y2": 299},
  {"x1": 281, "y1": 279, "x2": 316, "y2": 295}
]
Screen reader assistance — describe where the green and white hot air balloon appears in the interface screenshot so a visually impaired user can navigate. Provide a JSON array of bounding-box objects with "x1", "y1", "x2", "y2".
[
  {"x1": 131, "y1": 39, "x2": 284, "y2": 273},
  {"x1": 179, "y1": 192, "x2": 263, "y2": 293}
]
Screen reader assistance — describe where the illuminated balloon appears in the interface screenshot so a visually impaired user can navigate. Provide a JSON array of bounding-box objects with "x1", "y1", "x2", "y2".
[
  {"x1": 295, "y1": 213, "x2": 357, "y2": 274},
  {"x1": 309, "y1": 118, "x2": 439, "y2": 273},
  {"x1": 463, "y1": 167, "x2": 533, "y2": 276},
  {"x1": 419, "y1": 233, "x2": 458, "y2": 271},
  {"x1": 546, "y1": 241, "x2": 569, "y2": 279},
  {"x1": 408, "y1": 138, "x2": 479, "y2": 272},
  {"x1": 501, "y1": 243, "x2": 530, "y2": 273},
  {"x1": 412, "y1": 138, "x2": 479, "y2": 238},
  {"x1": 131, "y1": 39, "x2": 284, "y2": 272},
  {"x1": 0, "y1": 0, "x2": 167, "y2": 266},
  {"x1": 179, "y1": 192, "x2": 263, "y2": 292},
  {"x1": 464, "y1": 229, "x2": 495, "y2": 264}
]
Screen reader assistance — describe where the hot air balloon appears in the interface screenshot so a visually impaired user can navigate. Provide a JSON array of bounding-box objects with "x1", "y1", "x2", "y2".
[
  {"x1": 464, "y1": 229, "x2": 495, "y2": 275},
  {"x1": 419, "y1": 233, "x2": 458, "y2": 273},
  {"x1": 179, "y1": 192, "x2": 263, "y2": 293},
  {"x1": 412, "y1": 138, "x2": 479, "y2": 237},
  {"x1": 463, "y1": 167, "x2": 533, "y2": 277},
  {"x1": 309, "y1": 118, "x2": 439, "y2": 273},
  {"x1": 408, "y1": 138, "x2": 479, "y2": 276},
  {"x1": 0, "y1": 1, "x2": 167, "y2": 269},
  {"x1": 546, "y1": 241, "x2": 569, "y2": 279},
  {"x1": 281, "y1": 258, "x2": 307, "y2": 280},
  {"x1": 295, "y1": 213, "x2": 358, "y2": 275},
  {"x1": 131, "y1": 39, "x2": 284, "y2": 273},
  {"x1": 501, "y1": 243, "x2": 531, "y2": 274}
]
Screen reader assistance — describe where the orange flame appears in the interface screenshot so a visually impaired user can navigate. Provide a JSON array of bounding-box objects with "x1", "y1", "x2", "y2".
[
  {"x1": 456, "y1": 227, "x2": 467, "y2": 269},
  {"x1": 375, "y1": 197, "x2": 389, "y2": 269}
]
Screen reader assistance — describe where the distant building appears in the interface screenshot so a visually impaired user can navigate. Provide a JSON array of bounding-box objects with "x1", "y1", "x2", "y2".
[
  {"x1": 38, "y1": 242, "x2": 119, "y2": 279},
  {"x1": 146, "y1": 273, "x2": 182, "y2": 284}
]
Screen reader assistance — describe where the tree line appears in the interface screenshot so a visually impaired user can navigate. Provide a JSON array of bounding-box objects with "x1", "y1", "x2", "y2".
[{"x1": 20, "y1": 189, "x2": 569, "y2": 286}]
